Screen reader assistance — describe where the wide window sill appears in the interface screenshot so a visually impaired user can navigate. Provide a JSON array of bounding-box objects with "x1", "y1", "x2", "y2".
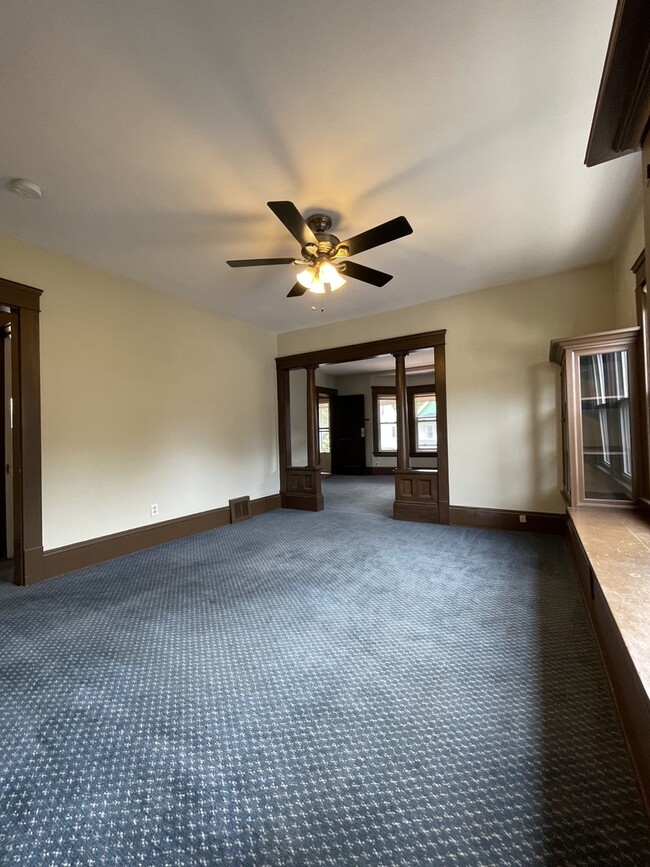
[{"x1": 568, "y1": 506, "x2": 650, "y2": 701}]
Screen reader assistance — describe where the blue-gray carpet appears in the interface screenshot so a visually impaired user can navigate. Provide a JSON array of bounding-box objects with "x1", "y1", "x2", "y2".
[{"x1": 1, "y1": 486, "x2": 649, "y2": 865}]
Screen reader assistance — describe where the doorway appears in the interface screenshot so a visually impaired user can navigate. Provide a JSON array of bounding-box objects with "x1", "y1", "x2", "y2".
[
  {"x1": 0, "y1": 277, "x2": 43, "y2": 586},
  {"x1": 276, "y1": 330, "x2": 449, "y2": 523},
  {"x1": 331, "y1": 394, "x2": 366, "y2": 475}
]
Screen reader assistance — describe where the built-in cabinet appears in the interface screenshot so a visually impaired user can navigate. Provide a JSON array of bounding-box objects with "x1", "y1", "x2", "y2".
[{"x1": 549, "y1": 328, "x2": 640, "y2": 508}]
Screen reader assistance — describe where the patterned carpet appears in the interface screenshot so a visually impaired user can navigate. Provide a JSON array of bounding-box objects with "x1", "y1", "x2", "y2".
[{"x1": 0, "y1": 483, "x2": 649, "y2": 865}]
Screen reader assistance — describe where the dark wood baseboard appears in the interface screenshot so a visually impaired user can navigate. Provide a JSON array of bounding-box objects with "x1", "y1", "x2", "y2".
[
  {"x1": 280, "y1": 492, "x2": 324, "y2": 511},
  {"x1": 393, "y1": 502, "x2": 439, "y2": 523},
  {"x1": 449, "y1": 505, "x2": 566, "y2": 535},
  {"x1": 371, "y1": 467, "x2": 395, "y2": 475},
  {"x1": 35, "y1": 493, "x2": 281, "y2": 584}
]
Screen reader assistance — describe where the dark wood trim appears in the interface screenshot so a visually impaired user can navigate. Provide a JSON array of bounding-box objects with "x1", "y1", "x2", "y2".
[
  {"x1": 407, "y1": 383, "x2": 436, "y2": 458},
  {"x1": 0, "y1": 277, "x2": 42, "y2": 312},
  {"x1": 371, "y1": 384, "x2": 437, "y2": 460},
  {"x1": 0, "y1": 278, "x2": 43, "y2": 585},
  {"x1": 394, "y1": 469, "x2": 438, "y2": 523},
  {"x1": 585, "y1": 0, "x2": 650, "y2": 166},
  {"x1": 18, "y1": 306, "x2": 43, "y2": 580},
  {"x1": 634, "y1": 252, "x2": 649, "y2": 502},
  {"x1": 550, "y1": 327, "x2": 641, "y2": 508},
  {"x1": 633, "y1": 249, "x2": 646, "y2": 285},
  {"x1": 449, "y1": 505, "x2": 566, "y2": 535},
  {"x1": 0, "y1": 324, "x2": 6, "y2": 561},
  {"x1": 566, "y1": 515, "x2": 650, "y2": 816},
  {"x1": 306, "y1": 365, "x2": 319, "y2": 468},
  {"x1": 394, "y1": 352, "x2": 410, "y2": 470},
  {"x1": 281, "y1": 467, "x2": 323, "y2": 511},
  {"x1": 36, "y1": 493, "x2": 281, "y2": 583},
  {"x1": 276, "y1": 330, "x2": 449, "y2": 526},
  {"x1": 371, "y1": 385, "x2": 395, "y2": 456},
  {"x1": 276, "y1": 330, "x2": 447, "y2": 370},
  {"x1": 277, "y1": 368, "x2": 291, "y2": 489},
  {"x1": 434, "y1": 344, "x2": 450, "y2": 524},
  {"x1": 371, "y1": 467, "x2": 394, "y2": 475}
]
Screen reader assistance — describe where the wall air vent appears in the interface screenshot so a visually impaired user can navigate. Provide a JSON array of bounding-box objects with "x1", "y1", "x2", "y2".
[{"x1": 229, "y1": 496, "x2": 251, "y2": 524}]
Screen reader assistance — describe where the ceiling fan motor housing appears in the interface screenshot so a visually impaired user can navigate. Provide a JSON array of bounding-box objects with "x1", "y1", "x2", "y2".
[{"x1": 306, "y1": 213, "x2": 332, "y2": 234}]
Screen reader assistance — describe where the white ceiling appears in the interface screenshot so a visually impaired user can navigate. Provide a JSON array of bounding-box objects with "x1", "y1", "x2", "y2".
[{"x1": 0, "y1": 1, "x2": 639, "y2": 334}]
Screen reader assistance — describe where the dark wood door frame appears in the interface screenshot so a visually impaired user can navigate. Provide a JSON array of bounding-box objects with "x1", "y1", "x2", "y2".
[
  {"x1": 0, "y1": 277, "x2": 43, "y2": 585},
  {"x1": 275, "y1": 330, "x2": 449, "y2": 523}
]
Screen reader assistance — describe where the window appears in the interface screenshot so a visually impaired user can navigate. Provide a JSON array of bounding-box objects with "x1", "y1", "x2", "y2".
[
  {"x1": 318, "y1": 397, "x2": 330, "y2": 454},
  {"x1": 634, "y1": 251, "x2": 649, "y2": 504},
  {"x1": 412, "y1": 391, "x2": 437, "y2": 452},
  {"x1": 372, "y1": 384, "x2": 436, "y2": 456},
  {"x1": 376, "y1": 393, "x2": 397, "y2": 452}
]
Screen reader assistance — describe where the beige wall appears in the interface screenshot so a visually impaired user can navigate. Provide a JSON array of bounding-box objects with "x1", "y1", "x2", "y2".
[
  {"x1": 614, "y1": 206, "x2": 644, "y2": 328},
  {"x1": 0, "y1": 232, "x2": 279, "y2": 550},
  {"x1": 278, "y1": 264, "x2": 617, "y2": 513}
]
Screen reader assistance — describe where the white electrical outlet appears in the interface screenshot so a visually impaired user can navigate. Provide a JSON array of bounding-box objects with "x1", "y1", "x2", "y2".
[
  {"x1": 151, "y1": 503, "x2": 159, "y2": 517},
  {"x1": 519, "y1": 514, "x2": 527, "y2": 523}
]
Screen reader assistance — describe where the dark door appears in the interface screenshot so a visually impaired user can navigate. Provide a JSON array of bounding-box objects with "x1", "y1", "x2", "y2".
[{"x1": 331, "y1": 394, "x2": 366, "y2": 475}]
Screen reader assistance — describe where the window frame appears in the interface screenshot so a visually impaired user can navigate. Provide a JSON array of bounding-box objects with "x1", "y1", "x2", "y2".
[
  {"x1": 371, "y1": 383, "x2": 437, "y2": 458},
  {"x1": 408, "y1": 384, "x2": 437, "y2": 457},
  {"x1": 372, "y1": 386, "x2": 398, "y2": 456},
  {"x1": 317, "y1": 395, "x2": 331, "y2": 455}
]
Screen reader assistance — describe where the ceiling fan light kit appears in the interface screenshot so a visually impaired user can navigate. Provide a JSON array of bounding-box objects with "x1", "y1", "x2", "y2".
[{"x1": 226, "y1": 201, "x2": 413, "y2": 298}]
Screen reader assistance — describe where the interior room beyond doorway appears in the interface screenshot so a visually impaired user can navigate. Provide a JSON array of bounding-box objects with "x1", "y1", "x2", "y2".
[{"x1": 308, "y1": 348, "x2": 438, "y2": 478}]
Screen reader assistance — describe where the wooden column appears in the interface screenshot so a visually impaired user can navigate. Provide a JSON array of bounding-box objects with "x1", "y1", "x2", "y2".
[
  {"x1": 276, "y1": 368, "x2": 291, "y2": 485},
  {"x1": 434, "y1": 342, "x2": 450, "y2": 525},
  {"x1": 393, "y1": 348, "x2": 442, "y2": 524},
  {"x1": 281, "y1": 365, "x2": 323, "y2": 512},
  {"x1": 394, "y1": 351, "x2": 410, "y2": 470},
  {"x1": 306, "y1": 365, "x2": 319, "y2": 469}
]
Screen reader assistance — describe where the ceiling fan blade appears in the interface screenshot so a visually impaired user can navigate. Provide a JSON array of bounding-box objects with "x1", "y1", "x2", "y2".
[
  {"x1": 226, "y1": 257, "x2": 296, "y2": 267},
  {"x1": 337, "y1": 216, "x2": 413, "y2": 257},
  {"x1": 267, "y1": 201, "x2": 318, "y2": 248},
  {"x1": 287, "y1": 282, "x2": 307, "y2": 298},
  {"x1": 343, "y1": 261, "x2": 393, "y2": 287}
]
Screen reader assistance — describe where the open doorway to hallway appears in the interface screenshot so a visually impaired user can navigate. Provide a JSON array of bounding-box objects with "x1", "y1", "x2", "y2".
[{"x1": 318, "y1": 347, "x2": 437, "y2": 473}]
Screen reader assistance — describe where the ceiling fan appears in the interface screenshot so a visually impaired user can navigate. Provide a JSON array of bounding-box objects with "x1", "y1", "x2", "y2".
[{"x1": 226, "y1": 201, "x2": 413, "y2": 297}]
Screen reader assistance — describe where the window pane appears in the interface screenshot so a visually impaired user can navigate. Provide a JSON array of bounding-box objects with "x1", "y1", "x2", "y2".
[
  {"x1": 579, "y1": 351, "x2": 632, "y2": 501},
  {"x1": 417, "y1": 419, "x2": 437, "y2": 450},
  {"x1": 415, "y1": 394, "x2": 436, "y2": 419},
  {"x1": 319, "y1": 430, "x2": 330, "y2": 454},
  {"x1": 318, "y1": 401, "x2": 330, "y2": 427},
  {"x1": 380, "y1": 423, "x2": 397, "y2": 452},
  {"x1": 379, "y1": 396, "x2": 397, "y2": 423}
]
